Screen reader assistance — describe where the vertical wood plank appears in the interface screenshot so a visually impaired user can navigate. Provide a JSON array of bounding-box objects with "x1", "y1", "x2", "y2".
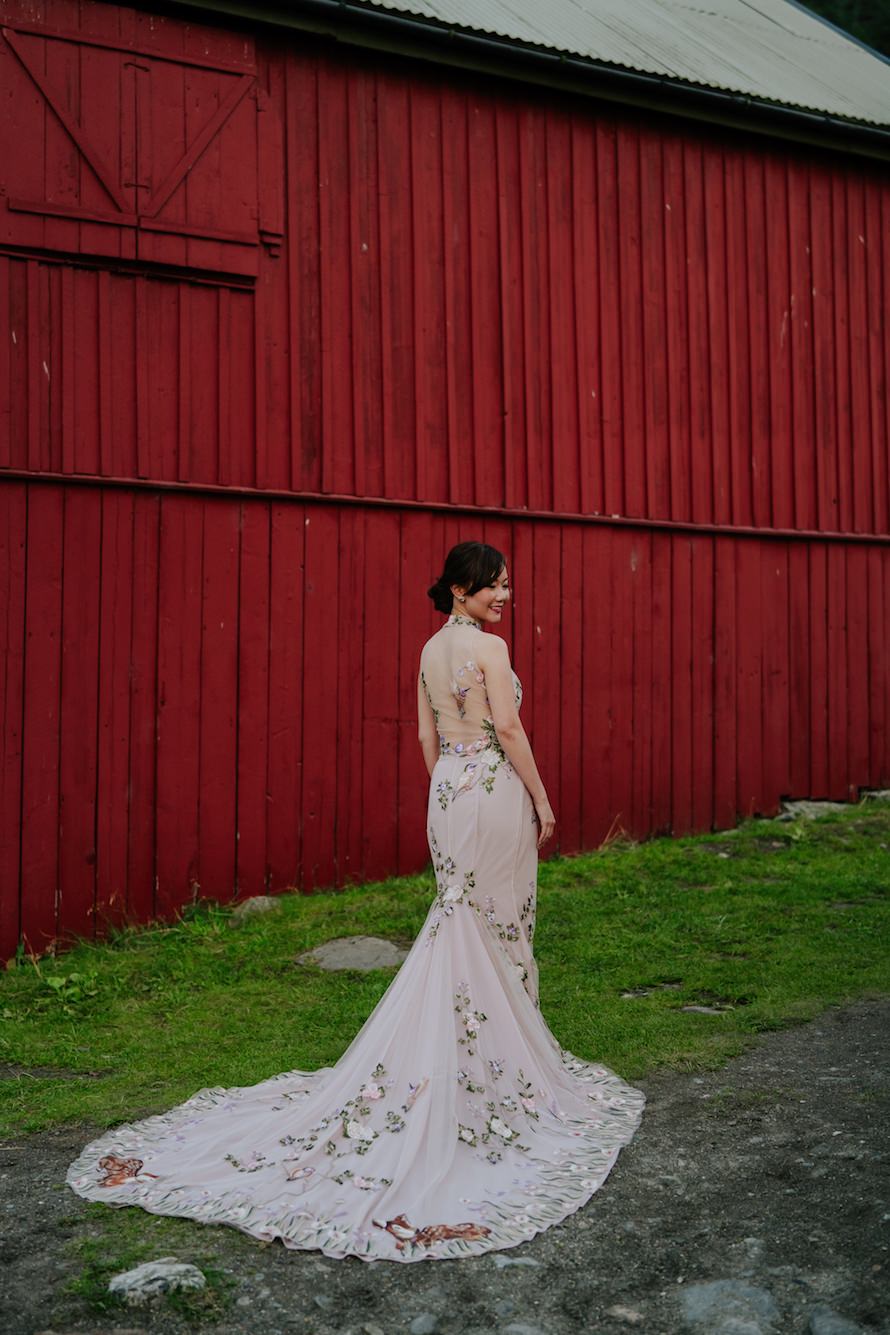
[
  {"x1": 286, "y1": 51, "x2": 322, "y2": 492},
  {"x1": 745, "y1": 152, "x2": 771, "y2": 529},
  {"x1": 761, "y1": 542, "x2": 791, "y2": 812},
  {"x1": 724, "y1": 147, "x2": 752, "y2": 527},
  {"x1": 235, "y1": 501, "x2": 271, "y2": 896},
  {"x1": 317, "y1": 55, "x2": 355, "y2": 496},
  {"x1": 267, "y1": 500, "x2": 305, "y2": 892},
  {"x1": 845, "y1": 545, "x2": 869, "y2": 799},
  {"x1": 410, "y1": 82, "x2": 448, "y2": 504},
  {"x1": 558, "y1": 523, "x2": 582, "y2": 853},
  {"x1": 519, "y1": 106, "x2": 551, "y2": 513},
  {"x1": 789, "y1": 160, "x2": 817, "y2": 531},
  {"x1": 57, "y1": 486, "x2": 101, "y2": 946},
  {"x1": 442, "y1": 87, "x2": 473, "y2": 505},
  {"x1": 596, "y1": 122, "x2": 623, "y2": 518},
  {"x1": 684, "y1": 141, "x2": 713, "y2": 527},
  {"x1": 650, "y1": 530, "x2": 672, "y2": 834},
  {"x1": 704, "y1": 148, "x2": 730, "y2": 526},
  {"x1": 126, "y1": 493, "x2": 160, "y2": 929},
  {"x1": 377, "y1": 71, "x2": 415, "y2": 501},
  {"x1": 810, "y1": 165, "x2": 840, "y2": 533},
  {"x1": 787, "y1": 543, "x2": 811, "y2": 797},
  {"x1": 531, "y1": 523, "x2": 560, "y2": 854},
  {"x1": 808, "y1": 543, "x2": 830, "y2": 796},
  {"x1": 609, "y1": 528, "x2": 635, "y2": 838},
  {"x1": 690, "y1": 533, "x2": 715, "y2": 830},
  {"x1": 155, "y1": 494, "x2": 202, "y2": 918},
  {"x1": 640, "y1": 129, "x2": 670, "y2": 519},
  {"x1": 95, "y1": 488, "x2": 134, "y2": 939},
  {"x1": 713, "y1": 535, "x2": 737, "y2": 827},
  {"x1": 826, "y1": 544, "x2": 848, "y2": 798},
  {"x1": 497, "y1": 102, "x2": 528, "y2": 512},
  {"x1": 20, "y1": 485, "x2": 64, "y2": 954},
  {"x1": 630, "y1": 529, "x2": 653, "y2": 837},
  {"x1": 670, "y1": 534, "x2": 694, "y2": 835},
  {"x1": 0, "y1": 484, "x2": 26, "y2": 957},
  {"x1": 846, "y1": 172, "x2": 872, "y2": 533},
  {"x1": 199, "y1": 502, "x2": 240, "y2": 901},
  {"x1": 830, "y1": 173, "x2": 853, "y2": 533},
  {"x1": 735, "y1": 541, "x2": 762, "y2": 817},
  {"x1": 337, "y1": 506, "x2": 368, "y2": 880},
  {"x1": 764, "y1": 154, "x2": 793, "y2": 530},
  {"x1": 864, "y1": 178, "x2": 888, "y2": 534},
  {"x1": 301, "y1": 505, "x2": 339, "y2": 889},
  {"x1": 617, "y1": 123, "x2": 645, "y2": 517},
  {"x1": 469, "y1": 92, "x2": 504, "y2": 508},
  {"x1": 571, "y1": 114, "x2": 602, "y2": 519},
  {"x1": 546, "y1": 112, "x2": 577, "y2": 515},
  {"x1": 348, "y1": 67, "x2": 384, "y2": 497},
  {"x1": 580, "y1": 521, "x2": 611, "y2": 847},
  {"x1": 361, "y1": 508, "x2": 400, "y2": 880},
  {"x1": 663, "y1": 136, "x2": 690, "y2": 525},
  {"x1": 866, "y1": 549, "x2": 887, "y2": 787}
]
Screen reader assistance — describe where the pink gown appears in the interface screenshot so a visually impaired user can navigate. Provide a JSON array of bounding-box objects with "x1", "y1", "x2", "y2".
[{"x1": 66, "y1": 612, "x2": 645, "y2": 1262}]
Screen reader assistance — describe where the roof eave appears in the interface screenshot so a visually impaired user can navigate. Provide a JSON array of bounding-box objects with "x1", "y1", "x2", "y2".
[{"x1": 123, "y1": 0, "x2": 890, "y2": 162}]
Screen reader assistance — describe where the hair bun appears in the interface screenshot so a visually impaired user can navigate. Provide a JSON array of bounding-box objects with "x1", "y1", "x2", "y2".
[{"x1": 427, "y1": 578, "x2": 452, "y2": 614}]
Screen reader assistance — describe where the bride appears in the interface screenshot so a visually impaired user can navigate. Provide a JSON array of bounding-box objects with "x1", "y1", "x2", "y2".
[{"x1": 67, "y1": 539, "x2": 645, "y2": 1262}]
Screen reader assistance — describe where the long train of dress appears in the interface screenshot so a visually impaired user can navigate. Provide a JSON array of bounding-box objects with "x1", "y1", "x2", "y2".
[{"x1": 66, "y1": 623, "x2": 646, "y2": 1262}]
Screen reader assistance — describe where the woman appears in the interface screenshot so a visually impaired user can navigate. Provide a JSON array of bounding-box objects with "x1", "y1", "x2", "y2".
[{"x1": 66, "y1": 540, "x2": 645, "y2": 1262}]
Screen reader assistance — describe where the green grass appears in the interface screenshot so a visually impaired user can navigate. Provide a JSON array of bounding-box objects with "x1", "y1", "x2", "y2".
[
  {"x1": 2, "y1": 798, "x2": 889, "y2": 1139},
  {"x1": 59, "y1": 1212, "x2": 237, "y2": 1322}
]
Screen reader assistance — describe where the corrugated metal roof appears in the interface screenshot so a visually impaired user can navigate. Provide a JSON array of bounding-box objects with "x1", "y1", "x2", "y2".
[{"x1": 349, "y1": 0, "x2": 890, "y2": 127}]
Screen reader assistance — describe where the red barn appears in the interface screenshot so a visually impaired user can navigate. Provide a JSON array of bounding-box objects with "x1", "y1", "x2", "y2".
[{"x1": 1, "y1": 0, "x2": 888, "y2": 960}]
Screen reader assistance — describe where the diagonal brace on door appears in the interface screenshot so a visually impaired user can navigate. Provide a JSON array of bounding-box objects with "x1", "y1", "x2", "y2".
[{"x1": 2, "y1": 27, "x2": 255, "y2": 221}]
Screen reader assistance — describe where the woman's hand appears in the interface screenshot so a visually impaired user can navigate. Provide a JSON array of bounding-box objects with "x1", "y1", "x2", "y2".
[{"x1": 533, "y1": 796, "x2": 556, "y2": 849}]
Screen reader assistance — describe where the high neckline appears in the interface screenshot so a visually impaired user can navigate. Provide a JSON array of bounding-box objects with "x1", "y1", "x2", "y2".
[{"x1": 445, "y1": 612, "x2": 483, "y2": 631}]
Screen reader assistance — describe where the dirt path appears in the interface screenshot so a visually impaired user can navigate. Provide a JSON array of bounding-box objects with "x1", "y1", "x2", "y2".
[{"x1": 2, "y1": 995, "x2": 888, "y2": 1335}]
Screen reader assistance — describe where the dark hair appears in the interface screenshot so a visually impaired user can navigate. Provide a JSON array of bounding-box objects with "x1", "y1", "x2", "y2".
[{"x1": 427, "y1": 541, "x2": 506, "y2": 615}]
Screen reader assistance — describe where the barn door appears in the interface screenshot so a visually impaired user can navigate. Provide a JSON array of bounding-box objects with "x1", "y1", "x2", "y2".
[{"x1": 0, "y1": 15, "x2": 283, "y2": 278}]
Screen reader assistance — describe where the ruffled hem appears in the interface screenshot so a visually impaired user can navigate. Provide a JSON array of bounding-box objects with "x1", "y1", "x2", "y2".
[{"x1": 65, "y1": 1048, "x2": 645, "y2": 1263}]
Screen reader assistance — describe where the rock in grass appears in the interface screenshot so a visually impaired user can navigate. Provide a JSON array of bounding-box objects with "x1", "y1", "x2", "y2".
[
  {"x1": 296, "y1": 935, "x2": 409, "y2": 971},
  {"x1": 108, "y1": 1257, "x2": 207, "y2": 1305},
  {"x1": 229, "y1": 895, "x2": 283, "y2": 920}
]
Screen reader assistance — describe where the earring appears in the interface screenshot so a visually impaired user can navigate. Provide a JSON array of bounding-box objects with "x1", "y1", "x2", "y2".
[{"x1": 458, "y1": 595, "x2": 466, "y2": 602}]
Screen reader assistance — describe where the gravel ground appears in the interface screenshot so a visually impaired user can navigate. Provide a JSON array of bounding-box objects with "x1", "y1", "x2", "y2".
[{"x1": 1, "y1": 994, "x2": 888, "y2": 1335}]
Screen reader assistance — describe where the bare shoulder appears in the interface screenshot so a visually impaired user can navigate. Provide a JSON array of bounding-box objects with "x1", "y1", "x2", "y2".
[
  {"x1": 477, "y1": 632, "x2": 511, "y2": 669},
  {"x1": 418, "y1": 627, "x2": 443, "y2": 662}
]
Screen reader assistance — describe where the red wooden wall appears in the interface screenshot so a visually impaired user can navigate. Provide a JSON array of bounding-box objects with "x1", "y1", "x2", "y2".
[{"x1": 0, "y1": 0, "x2": 888, "y2": 959}]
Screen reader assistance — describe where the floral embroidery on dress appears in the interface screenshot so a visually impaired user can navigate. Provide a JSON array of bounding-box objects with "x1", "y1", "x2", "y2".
[
  {"x1": 372, "y1": 1212, "x2": 491, "y2": 1254},
  {"x1": 438, "y1": 734, "x2": 491, "y2": 758},
  {"x1": 450, "y1": 659, "x2": 485, "y2": 717},
  {"x1": 274, "y1": 1062, "x2": 430, "y2": 1177},
  {"x1": 455, "y1": 1065, "x2": 534, "y2": 1162},
  {"x1": 332, "y1": 1168, "x2": 394, "y2": 1190},
  {"x1": 454, "y1": 982, "x2": 487, "y2": 1056},
  {"x1": 444, "y1": 614, "x2": 483, "y2": 631},
  {"x1": 96, "y1": 1154, "x2": 159, "y2": 1187},
  {"x1": 224, "y1": 1150, "x2": 274, "y2": 1173},
  {"x1": 457, "y1": 1068, "x2": 486, "y2": 1094}
]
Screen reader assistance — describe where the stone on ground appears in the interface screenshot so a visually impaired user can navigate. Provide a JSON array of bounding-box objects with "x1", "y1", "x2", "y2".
[
  {"x1": 107, "y1": 1257, "x2": 206, "y2": 1305},
  {"x1": 296, "y1": 935, "x2": 409, "y2": 970}
]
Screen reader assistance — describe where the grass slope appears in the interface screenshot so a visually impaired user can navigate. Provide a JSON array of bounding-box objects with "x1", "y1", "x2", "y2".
[{"x1": 2, "y1": 799, "x2": 888, "y2": 1139}]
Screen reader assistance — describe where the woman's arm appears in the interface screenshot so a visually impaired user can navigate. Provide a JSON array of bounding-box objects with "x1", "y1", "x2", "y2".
[
  {"x1": 478, "y1": 637, "x2": 556, "y2": 847},
  {"x1": 417, "y1": 669, "x2": 440, "y2": 778}
]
